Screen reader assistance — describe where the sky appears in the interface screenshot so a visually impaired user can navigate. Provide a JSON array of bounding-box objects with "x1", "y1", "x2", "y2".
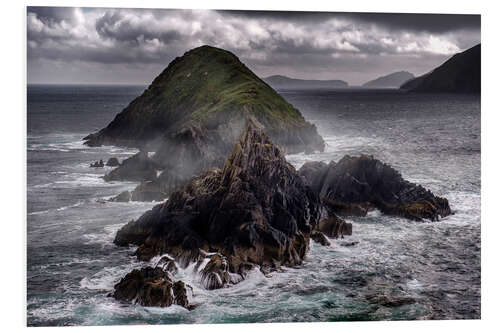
[{"x1": 27, "y1": 7, "x2": 480, "y2": 85}]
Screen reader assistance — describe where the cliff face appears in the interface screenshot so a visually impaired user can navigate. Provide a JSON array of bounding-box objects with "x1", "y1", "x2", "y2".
[
  {"x1": 400, "y1": 44, "x2": 480, "y2": 94},
  {"x1": 84, "y1": 45, "x2": 324, "y2": 154},
  {"x1": 362, "y1": 71, "x2": 415, "y2": 88}
]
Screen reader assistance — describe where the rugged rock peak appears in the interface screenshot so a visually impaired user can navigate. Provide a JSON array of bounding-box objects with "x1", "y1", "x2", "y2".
[
  {"x1": 299, "y1": 155, "x2": 451, "y2": 221},
  {"x1": 114, "y1": 122, "x2": 323, "y2": 286},
  {"x1": 221, "y1": 120, "x2": 290, "y2": 184}
]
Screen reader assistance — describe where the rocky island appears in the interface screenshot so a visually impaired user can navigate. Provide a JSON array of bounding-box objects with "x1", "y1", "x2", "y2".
[
  {"x1": 362, "y1": 71, "x2": 415, "y2": 88},
  {"x1": 84, "y1": 45, "x2": 324, "y2": 202},
  {"x1": 109, "y1": 122, "x2": 451, "y2": 308},
  {"x1": 80, "y1": 45, "x2": 453, "y2": 309}
]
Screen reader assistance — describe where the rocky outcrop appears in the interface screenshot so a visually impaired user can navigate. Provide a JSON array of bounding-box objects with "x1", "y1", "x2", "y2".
[
  {"x1": 114, "y1": 122, "x2": 323, "y2": 286},
  {"x1": 90, "y1": 160, "x2": 104, "y2": 168},
  {"x1": 106, "y1": 157, "x2": 120, "y2": 167},
  {"x1": 103, "y1": 151, "x2": 159, "y2": 182},
  {"x1": 85, "y1": 45, "x2": 325, "y2": 201},
  {"x1": 317, "y1": 216, "x2": 353, "y2": 238},
  {"x1": 155, "y1": 256, "x2": 179, "y2": 275},
  {"x1": 199, "y1": 253, "x2": 243, "y2": 290},
  {"x1": 299, "y1": 155, "x2": 451, "y2": 221},
  {"x1": 110, "y1": 190, "x2": 132, "y2": 202},
  {"x1": 310, "y1": 231, "x2": 331, "y2": 246},
  {"x1": 111, "y1": 266, "x2": 191, "y2": 309}
]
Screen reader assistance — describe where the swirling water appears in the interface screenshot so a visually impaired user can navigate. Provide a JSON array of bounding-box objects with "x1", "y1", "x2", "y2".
[{"x1": 27, "y1": 86, "x2": 480, "y2": 326}]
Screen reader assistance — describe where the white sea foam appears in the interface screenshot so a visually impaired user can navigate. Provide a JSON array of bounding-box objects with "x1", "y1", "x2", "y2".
[
  {"x1": 28, "y1": 201, "x2": 85, "y2": 216},
  {"x1": 82, "y1": 223, "x2": 124, "y2": 247},
  {"x1": 80, "y1": 263, "x2": 143, "y2": 292}
]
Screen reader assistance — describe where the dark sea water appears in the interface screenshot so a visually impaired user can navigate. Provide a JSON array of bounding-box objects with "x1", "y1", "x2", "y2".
[{"x1": 27, "y1": 85, "x2": 480, "y2": 326}]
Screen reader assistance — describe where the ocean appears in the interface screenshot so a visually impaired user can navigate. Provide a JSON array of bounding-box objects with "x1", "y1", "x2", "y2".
[{"x1": 27, "y1": 85, "x2": 480, "y2": 326}]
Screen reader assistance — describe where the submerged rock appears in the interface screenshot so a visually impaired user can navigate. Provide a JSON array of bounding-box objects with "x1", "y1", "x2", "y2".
[
  {"x1": 85, "y1": 45, "x2": 325, "y2": 200},
  {"x1": 111, "y1": 266, "x2": 191, "y2": 309},
  {"x1": 114, "y1": 122, "x2": 322, "y2": 284},
  {"x1": 299, "y1": 155, "x2": 451, "y2": 221}
]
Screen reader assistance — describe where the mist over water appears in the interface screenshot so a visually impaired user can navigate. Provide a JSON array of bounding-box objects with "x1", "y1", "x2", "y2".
[{"x1": 27, "y1": 86, "x2": 480, "y2": 326}]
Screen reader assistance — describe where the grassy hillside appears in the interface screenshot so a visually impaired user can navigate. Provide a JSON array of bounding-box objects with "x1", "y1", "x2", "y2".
[{"x1": 85, "y1": 45, "x2": 318, "y2": 148}]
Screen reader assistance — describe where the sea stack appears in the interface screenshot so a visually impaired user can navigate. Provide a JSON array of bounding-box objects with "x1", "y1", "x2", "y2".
[{"x1": 113, "y1": 122, "x2": 332, "y2": 287}]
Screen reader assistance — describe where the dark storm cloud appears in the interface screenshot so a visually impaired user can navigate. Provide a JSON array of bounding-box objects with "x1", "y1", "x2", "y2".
[
  {"x1": 27, "y1": 7, "x2": 480, "y2": 85},
  {"x1": 218, "y1": 10, "x2": 480, "y2": 33},
  {"x1": 28, "y1": 6, "x2": 78, "y2": 22}
]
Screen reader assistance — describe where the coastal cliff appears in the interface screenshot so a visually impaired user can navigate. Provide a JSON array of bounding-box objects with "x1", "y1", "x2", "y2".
[{"x1": 401, "y1": 44, "x2": 480, "y2": 93}]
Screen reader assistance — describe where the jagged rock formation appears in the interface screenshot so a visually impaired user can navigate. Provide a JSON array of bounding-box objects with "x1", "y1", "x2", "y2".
[
  {"x1": 299, "y1": 155, "x2": 451, "y2": 221},
  {"x1": 317, "y1": 216, "x2": 353, "y2": 238},
  {"x1": 85, "y1": 46, "x2": 325, "y2": 201},
  {"x1": 111, "y1": 266, "x2": 191, "y2": 309},
  {"x1": 362, "y1": 71, "x2": 415, "y2": 88},
  {"x1": 310, "y1": 231, "x2": 331, "y2": 246},
  {"x1": 114, "y1": 122, "x2": 323, "y2": 287},
  {"x1": 155, "y1": 256, "x2": 179, "y2": 275},
  {"x1": 263, "y1": 75, "x2": 348, "y2": 89},
  {"x1": 401, "y1": 44, "x2": 480, "y2": 93}
]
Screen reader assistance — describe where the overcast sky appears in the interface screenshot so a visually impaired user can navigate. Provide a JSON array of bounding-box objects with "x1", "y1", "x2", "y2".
[{"x1": 27, "y1": 7, "x2": 480, "y2": 85}]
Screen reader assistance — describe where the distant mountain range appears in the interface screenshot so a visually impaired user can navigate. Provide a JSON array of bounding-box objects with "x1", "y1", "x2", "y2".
[
  {"x1": 263, "y1": 75, "x2": 348, "y2": 89},
  {"x1": 362, "y1": 71, "x2": 415, "y2": 88},
  {"x1": 401, "y1": 44, "x2": 480, "y2": 93}
]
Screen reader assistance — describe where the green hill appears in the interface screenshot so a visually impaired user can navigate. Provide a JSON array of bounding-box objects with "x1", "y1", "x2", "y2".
[
  {"x1": 84, "y1": 45, "x2": 324, "y2": 153},
  {"x1": 85, "y1": 45, "x2": 325, "y2": 201}
]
